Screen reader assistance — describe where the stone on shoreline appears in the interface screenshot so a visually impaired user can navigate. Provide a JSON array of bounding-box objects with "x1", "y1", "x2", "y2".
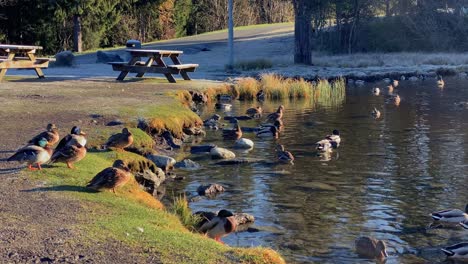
[
  {"x1": 191, "y1": 144, "x2": 217, "y2": 154},
  {"x1": 134, "y1": 168, "x2": 166, "y2": 195},
  {"x1": 146, "y1": 154, "x2": 176, "y2": 171},
  {"x1": 174, "y1": 159, "x2": 201, "y2": 170},
  {"x1": 210, "y1": 147, "x2": 235, "y2": 159},
  {"x1": 234, "y1": 138, "x2": 254, "y2": 149}
]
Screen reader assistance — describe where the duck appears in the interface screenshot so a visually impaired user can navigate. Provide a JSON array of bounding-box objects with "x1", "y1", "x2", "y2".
[
  {"x1": 393, "y1": 94, "x2": 401, "y2": 106},
  {"x1": 198, "y1": 209, "x2": 237, "y2": 243},
  {"x1": 441, "y1": 242, "x2": 468, "y2": 260},
  {"x1": 437, "y1": 75, "x2": 445, "y2": 87},
  {"x1": 316, "y1": 139, "x2": 333, "y2": 152},
  {"x1": 372, "y1": 87, "x2": 380, "y2": 96},
  {"x1": 50, "y1": 142, "x2": 87, "y2": 169},
  {"x1": 104, "y1": 128, "x2": 134, "y2": 150},
  {"x1": 277, "y1": 144, "x2": 294, "y2": 163},
  {"x1": 387, "y1": 84, "x2": 394, "y2": 94},
  {"x1": 246, "y1": 106, "x2": 262, "y2": 118},
  {"x1": 86, "y1": 160, "x2": 131, "y2": 193},
  {"x1": 215, "y1": 102, "x2": 232, "y2": 110},
  {"x1": 461, "y1": 220, "x2": 468, "y2": 229},
  {"x1": 256, "y1": 125, "x2": 279, "y2": 138},
  {"x1": 371, "y1": 107, "x2": 381, "y2": 119},
  {"x1": 203, "y1": 114, "x2": 221, "y2": 129},
  {"x1": 28, "y1": 123, "x2": 59, "y2": 146},
  {"x1": 355, "y1": 236, "x2": 388, "y2": 260},
  {"x1": 256, "y1": 90, "x2": 265, "y2": 101},
  {"x1": 430, "y1": 204, "x2": 468, "y2": 223},
  {"x1": 55, "y1": 126, "x2": 87, "y2": 150},
  {"x1": 324, "y1": 129, "x2": 341, "y2": 148},
  {"x1": 222, "y1": 122, "x2": 242, "y2": 140},
  {"x1": 392, "y1": 79, "x2": 399, "y2": 87},
  {"x1": 216, "y1": 94, "x2": 232, "y2": 102},
  {"x1": 266, "y1": 105, "x2": 284, "y2": 121},
  {"x1": 7, "y1": 138, "x2": 52, "y2": 171}
]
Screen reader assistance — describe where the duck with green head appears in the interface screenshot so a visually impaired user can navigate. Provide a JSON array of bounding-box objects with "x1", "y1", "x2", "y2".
[
  {"x1": 86, "y1": 160, "x2": 132, "y2": 193},
  {"x1": 430, "y1": 204, "x2": 468, "y2": 223},
  {"x1": 8, "y1": 138, "x2": 52, "y2": 170},
  {"x1": 198, "y1": 209, "x2": 237, "y2": 244},
  {"x1": 28, "y1": 123, "x2": 59, "y2": 146}
]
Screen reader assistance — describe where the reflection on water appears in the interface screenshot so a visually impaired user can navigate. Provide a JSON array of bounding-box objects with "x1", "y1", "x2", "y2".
[{"x1": 167, "y1": 77, "x2": 468, "y2": 263}]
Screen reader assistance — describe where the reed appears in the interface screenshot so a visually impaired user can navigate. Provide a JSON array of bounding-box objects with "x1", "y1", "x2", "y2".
[
  {"x1": 237, "y1": 77, "x2": 260, "y2": 100},
  {"x1": 171, "y1": 194, "x2": 202, "y2": 232}
]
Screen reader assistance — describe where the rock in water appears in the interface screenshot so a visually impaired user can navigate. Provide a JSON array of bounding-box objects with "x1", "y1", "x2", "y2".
[
  {"x1": 146, "y1": 154, "x2": 176, "y2": 171},
  {"x1": 234, "y1": 138, "x2": 254, "y2": 149},
  {"x1": 191, "y1": 144, "x2": 217, "y2": 154},
  {"x1": 210, "y1": 147, "x2": 236, "y2": 159},
  {"x1": 134, "y1": 168, "x2": 166, "y2": 195},
  {"x1": 197, "y1": 183, "x2": 225, "y2": 196},
  {"x1": 174, "y1": 159, "x2": 201, "y2": 170},
  {"x1": 234, "y1": 212, "x2": 255, "y2": 225}
]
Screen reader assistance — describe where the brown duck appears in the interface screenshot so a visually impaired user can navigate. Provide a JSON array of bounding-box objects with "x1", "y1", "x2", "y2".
[
  {"x1": 28, "y1": 123, "x2": 60, "y2": 146},
  {"x1": 355, "y1": 236, "x2": 388, "y2": 260},
  {"x1": 86, "y1": 160, "x2": 131, "y2": 193},
  {"x1": 266, "y1": 105, "x2": 284, "y2": 121},
  {"x1": 104, "y1": 128, "x2": 134, "y2": 150},
  {"x1": 222, "y1": 122, "x2": 242, "y2": 140},
  {"x1": 246, "y1": 106, "x2": 262, "y2": 117},
  {"x1": 198, "y1": 209, "x2": 237, "y2": 244},
  {"x1": 50, "y1": 143, "x2": 86, "y2": 169}
]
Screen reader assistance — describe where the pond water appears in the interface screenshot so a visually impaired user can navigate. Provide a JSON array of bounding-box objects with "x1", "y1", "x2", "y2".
[{"x1": 167, "y1": 77, "x2": 468, "y2": 263}]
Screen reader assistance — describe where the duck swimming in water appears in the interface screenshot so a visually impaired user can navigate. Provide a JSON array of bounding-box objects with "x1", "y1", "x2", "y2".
[
  {"x1": 430, "y1": 204, "x2": 468, "y2": 224},
  {"x1": 441, "y1": 242, "x2": 468, "y2": 260},
  {"x1": 266, "y1": 105, "x2": 284, "y2": 122},
  {"x1": 437, "y1": 75, "x2": 445, "y2": 88},
  {"x1": 276, "y1": 144, "x2": 294, "y2": 163},
  {"x1": 355, "y1": 236, "x2": 388, "y2": 260}
]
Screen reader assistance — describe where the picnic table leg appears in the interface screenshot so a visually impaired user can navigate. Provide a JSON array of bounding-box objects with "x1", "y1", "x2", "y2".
[
  {"x1": 117, "y1": 57, "x2": 139, "y2": 81},
  {"x1": 135, "y1": 57, "x2": 154, "y2": 78},
  {"x1": 26, "y1": 53, "x2": 45, "y2": 78},
  {"x1": 170, "y1": 55, "x2": 191, "y2": 80},
  {"x1": 0, "y1": 53, "x2": 16, "y2": 81},
  {"x1": 155, "y1": 55, "x2": 176, "y2": 83}
]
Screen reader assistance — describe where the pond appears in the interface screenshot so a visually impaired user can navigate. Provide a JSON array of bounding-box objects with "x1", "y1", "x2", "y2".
[{"x1": 167, "y1": 77, "x2": 468, "y2": 263}]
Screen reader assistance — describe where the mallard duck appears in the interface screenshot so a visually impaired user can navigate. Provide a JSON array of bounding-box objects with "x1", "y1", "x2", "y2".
[
  {"x1": 7, "y1": 138, "x2": 52, "y2": 170},
  {"x1": 28, "y1": 123, "x2": 59, "y2": 146},
  {"x1": 325, "y1": 129, "x2": 341, "y2": 148},
  {"x1": 316, "y1": 139, "x2": 333, "y2": 152},
  {"x1": 50, "y1": 143, "x2": 87, "y2": 169},
  {"x1": 256, "y1": 90, "x2": 265, "y2": 101},
  {"x1": 430, "y1": 204, "x2": 468, "y2": 223},
  {"x1": 222, "y1": 122, "x2": 242, "y2": 140},
  {"x1": 371, "y1": 107, "x2": 381, "y2": 119},
  {"x1": 437, "y1": 75, "x2": 445, "y2": 87},
  {"x1": 266, "y1": 105, "x2": 284, "y2": 121},
  {"x1": 387, "y1": 84, "x2": 394, "y2": 93},
  {"x1": 372, "y1": 87, "x2": 380, "y2": 96},
  {"x1": 256, "y1": 125, "x2": 279, "y2": 138},
  {"x1": 86, "y1": 160, "x2": 131, "y2": 193},
  {"x1": 198, "y1": 209, "x2": 237, "y2": 243},
  {"x1": 215, "y1": 103, "x2": 232, "y2": 110},
  {"x1": 56, "y1": 126, "x2": 87, "y2": 149},
  {"x1": 393, "y1": 79, "x2": 399, "y2": 87},
  {"x1": 355, "y1": 236, "x2": 388, "y2": 260},
  {"x1": 246, "y1": 106, "x2": 262, "y2": 117},
  {"x1": 277, "y1": 144, "x2": 294, "y2": 163},
  {"x1": 203, "y1": 114, "x2": 221, "y2": 129},
  {"x1": 216, "y1": 94, "x2": 232, "y2": 101},
  {"x1": 393, "y1": 94, "x2": 401, "y2": 106},
  {"x1": 441, "y1": 242, "x2": 468, "y2": 260},
  {"x1": 104, "y1": 128, "x2": 134, "y2": 150}
]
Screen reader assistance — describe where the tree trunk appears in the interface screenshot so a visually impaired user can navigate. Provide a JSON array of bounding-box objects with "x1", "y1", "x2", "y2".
[
  {"x1": 293, "y1": 0, "x2": 313, "y2": 65},
  {"x1": 385, "y1": 0, "x2": 390, "y2": 16},
  {"x1": 73, "y1": 14, "x2": 82, "y2": 52}
]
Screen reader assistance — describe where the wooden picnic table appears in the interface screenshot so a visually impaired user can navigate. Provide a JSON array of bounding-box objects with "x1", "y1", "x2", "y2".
[
  {"x1": 109, "y1": 49, "x2": 199, "y2": 83},
  {"x1": 0, "y1": 44, "x2": 50, "y2": 81}
]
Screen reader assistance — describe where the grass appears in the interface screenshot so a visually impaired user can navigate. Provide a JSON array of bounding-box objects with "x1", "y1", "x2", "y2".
[
  {"x1": 28, "y1": 150, "x2": 284, "y2": 264},
  {"x1": 171, "y1": 194, "x2": 202, "y2": 232},
  {"x1": 120, "y1": 103, "x2": 202, "y2": 138},
  {"x1": 229, "y1": 59, "x2": 273, "y2": 71}
]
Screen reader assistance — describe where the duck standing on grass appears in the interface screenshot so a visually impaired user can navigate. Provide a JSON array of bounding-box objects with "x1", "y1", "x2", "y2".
[
  {"x1": 49, "y1": 126, "x2": 87, "y2": 169},
  {"x1": 198, "y1": 209, "x2": 237, "y2": 244},
  {"x1": 86, "y1": 160, "x2": 131, "y2": 193},
  {"x1": 276, "y1": 144, "x2": 294, "y2": 163},
  {"x1": 28, "y1": 123, "x2": 59, "y2": 146},
  {"x1": 430, "y1": 204, "x2": 468, "y2": 224},
  {"x1": 7, "y1": 138, "x2": 52, "y2": 171},
  {"x1": 104, "y1": 128, "x2": 133, "y2": 150},
  {"x1": 355, "y1": 236, "x2": 388, "y2": 260},
  {"x1": 441, "y1": 242, "x2": 468, "y2": 260}
]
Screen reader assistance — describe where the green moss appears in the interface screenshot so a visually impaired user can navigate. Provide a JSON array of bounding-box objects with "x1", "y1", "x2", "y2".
[
  {"x1": 29, "y1": 151, "x2": 284, "y2": 263},
  {"x1": 128, "y1": 128, "x2": 155, "y2": 149}
]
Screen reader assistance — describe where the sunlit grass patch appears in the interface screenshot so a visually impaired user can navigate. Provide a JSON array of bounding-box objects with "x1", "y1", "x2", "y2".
[{"x1": 171, "y1": 194, "x2": 202, "y2": 232}]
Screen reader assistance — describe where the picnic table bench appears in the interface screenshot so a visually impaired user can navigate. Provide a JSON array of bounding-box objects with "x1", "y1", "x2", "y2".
[
  {"x1": 0, "y1": 44, "x2": 50, "y2": 81},
  {"x1": 109, "y1": 49, "x2": 199, "y2": 83}
]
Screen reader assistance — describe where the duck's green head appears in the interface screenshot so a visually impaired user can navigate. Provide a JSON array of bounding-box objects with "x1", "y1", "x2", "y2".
[
  {"x1": 71, "y1": 126, "x2": 86, "y2": 136},
  {"x1": 38, "y1": 137, "x2": 48, "y2": 148},
  {"x1": 217, "y1": 209, "x2": 234, "y2": 218}
]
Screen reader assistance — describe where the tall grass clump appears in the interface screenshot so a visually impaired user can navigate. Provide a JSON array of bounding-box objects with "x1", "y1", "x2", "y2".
[
  {"x1": 288, "y1": 78, "x2": 312, "y2": 99},
  {"x1": 237, "y1": 77, "x2": 260, "y2": 100},
  {"x1": 313, "y1": 77, "x2": 346, "y2": 107},
  {"x1": 230, "y1": 58, "x2": 273, "y2": 71},
  {"x1": 260, "y1": 74, "x2": 289, "y2": 100},
  {"x1": 171, "y1": 195, "x2": 202, "y2": 232}
]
